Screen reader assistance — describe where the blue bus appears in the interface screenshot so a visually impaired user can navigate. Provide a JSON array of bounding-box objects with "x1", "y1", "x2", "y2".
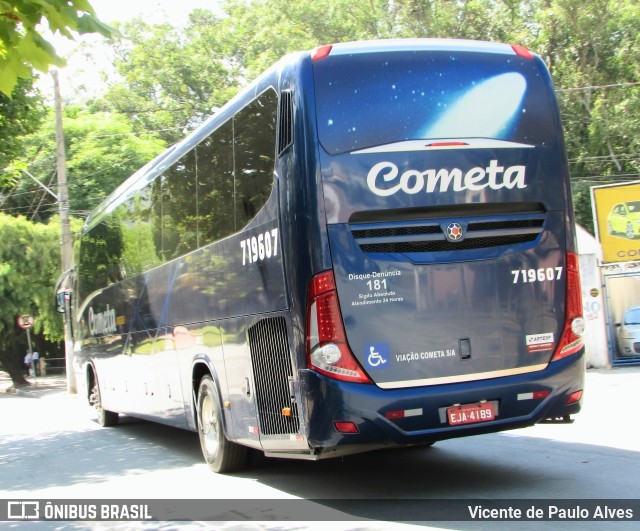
[{"x1": 59, "y1": 39, "x2": 586, "y2": 473}]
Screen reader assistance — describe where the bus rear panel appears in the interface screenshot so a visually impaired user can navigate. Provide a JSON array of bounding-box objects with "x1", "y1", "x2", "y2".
[{"x1": 299, "y1": 40, "x2": 584, "y2": 455}]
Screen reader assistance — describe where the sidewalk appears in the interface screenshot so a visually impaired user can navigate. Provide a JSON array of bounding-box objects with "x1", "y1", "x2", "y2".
[{"x1": 0, "y1": 370, "x2": 68, "y2": 397}]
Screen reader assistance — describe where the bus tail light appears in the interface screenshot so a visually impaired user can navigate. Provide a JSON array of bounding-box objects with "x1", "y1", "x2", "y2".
[
  {"x1": 551, "y1": 252, "x2": 585, "y2": 361},
  {"x1": 511, "y1": 45, "x2": 534, "y2": 59},
  {"x1": 311, "y1": 44, "x2": 333, "y2": 62},
  {"x1": 334, "y1": 421, "x2": 359, "y2": 433},
  {"x1": 566, "y1": 390, "x2": 583, "y2": 405},
  {"x1": 306, "y1": 270, "x2": 371, "y2": 383},
  {"x1": 427, "y1": 141, "x2": 469, "y2": 148}
]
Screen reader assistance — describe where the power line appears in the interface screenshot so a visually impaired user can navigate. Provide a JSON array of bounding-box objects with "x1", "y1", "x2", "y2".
[
  {"x1": 557, "y1": 81, "x2": 640, "y2": 92},
  {"x1": 568, "y1": 152, "x2": 640, "y2": 162},
  {"x1": 0, "y1": 204, "x2": 59, "y2": 215},
  {"x1": 1, "y1": 186, "x2": 59, "y2": 197},
  {"x1": 84, "y1": 127, "x2": 182, "y2": 139},
  {"x1": 570, "y1": 173, "x2": 640, "y2": 182}
]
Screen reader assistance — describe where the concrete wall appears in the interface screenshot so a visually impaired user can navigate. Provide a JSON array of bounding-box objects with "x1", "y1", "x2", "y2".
[{"x1": 576, "y1": 225, "x2": 609, "y2": 368}]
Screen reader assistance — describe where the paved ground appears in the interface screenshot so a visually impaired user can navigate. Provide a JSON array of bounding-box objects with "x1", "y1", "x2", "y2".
[
  {"x1": 1, "y1": 366, "x2": 639, "y2": 530},
  {"x1": 0, "y1": 371, "x2": 68, "y2": 397}
]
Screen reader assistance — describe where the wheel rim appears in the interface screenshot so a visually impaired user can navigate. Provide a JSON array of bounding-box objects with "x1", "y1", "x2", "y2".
[
  {"x1": 200, "y1": 390, "x2": 220, "y2": 457},
  {"x1": 89, "y1": 382, "x2": 103, "y2": 416}
]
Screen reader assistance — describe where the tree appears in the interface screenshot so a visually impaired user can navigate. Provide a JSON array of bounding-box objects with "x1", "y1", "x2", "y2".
[
  {"x1": 0, "y1": 213, "x2": 72, "y2": 385},
  {"x1": 101, "y1": 0, "x2": 401, "y2": 142},
  {"x1": 0, "y1": 77, "x2": 45, "y2": 178},
  {"x1": 533, "y1": 0, "x2": 640, "y2": 232},
  {"x1": 0, "y1": 0, "x2": 113, "y2": 96},
  {"x1": 390, "y1": 0, "x2": 537, "y2": 44},
  {"x1": 102, "y1": 14, "x2": 242, "y2": 144},
  {"x1": 2, "y1": 106, "x2": 166, "y2": 221}
]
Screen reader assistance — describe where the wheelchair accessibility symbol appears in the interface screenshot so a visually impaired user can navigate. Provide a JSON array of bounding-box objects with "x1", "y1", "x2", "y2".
[{"x1": 365, "y1": 343, "x2": 389, "y2": 370}]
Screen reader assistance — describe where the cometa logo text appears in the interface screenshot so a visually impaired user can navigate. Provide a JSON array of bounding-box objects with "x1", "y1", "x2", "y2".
[
  {"x1": 367, "y1": 160, "x2": 526, "y2": 197},
  {"x1": 89, "y1": 305, "x2": 117, "y2": 336}
]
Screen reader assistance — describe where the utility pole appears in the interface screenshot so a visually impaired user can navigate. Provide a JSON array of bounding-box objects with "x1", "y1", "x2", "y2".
[{"x1": 53, "y1": 70, "x2": 77, "y2": 394}]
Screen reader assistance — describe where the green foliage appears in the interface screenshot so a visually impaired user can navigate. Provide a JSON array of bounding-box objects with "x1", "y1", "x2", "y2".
[
  {"x1": 64, "y1": 110, "x2": 166, "y2": 213},
  {"x1": 217, "y1": 0, "x2": 392, "y2": 74},
  {"x1": 570, "y1": 181, "x2": 595, "y2": 235},
  {"x1": 102, "y1": 15, "x2": 241, "y2": 144},
  {"x1": 121, "y1": 217, "x2": 162, "y2": 275},
  {"x1": 534, "y1": 0, "x2": 640, "y2": 232},
  {"x1": 390, "y1": 0, "x2": 537, "y2": 44},
  {"x1": 0, "y1": 76, "x2": 45, "y2": 175},
  {"x1": 3, "y1": 107, "x2": 166, "y2": 220},
  {"x1": 0, "y1": 213, "x2": 79, "y2": 377},
  {"x1": 0, "y1": 0, "x2": 113, "y2": 96}
]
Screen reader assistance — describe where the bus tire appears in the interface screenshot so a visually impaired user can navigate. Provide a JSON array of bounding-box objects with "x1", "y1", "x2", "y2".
[
  {"x1": 89, "y1": 371, "x2": 119, "y2": 427},
  {"x1": 197, "y1": 375, "x2": 247, "y2": 473}
]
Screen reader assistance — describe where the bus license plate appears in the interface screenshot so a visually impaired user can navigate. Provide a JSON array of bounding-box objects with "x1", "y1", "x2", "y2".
[{"x1": 447, "y1": 403, "x2": 495, "y2": 426}]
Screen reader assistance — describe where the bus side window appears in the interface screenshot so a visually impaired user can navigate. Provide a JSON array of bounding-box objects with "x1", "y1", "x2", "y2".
[
  {"x1": 197, "y1": 120, "x2": 235, "y2": 244},
  {"x1": 77, "y1": 219, "x2": 124, "y2": 302},
  {"x1": 233, "y1": 90, "x2": 278, "y2": 228},
  {"x1": 108, "y1": 191, "x2": 161, "y2": 276},
  {"x1": 162, "y1": 150, "x2": 199, "y2": 260}
]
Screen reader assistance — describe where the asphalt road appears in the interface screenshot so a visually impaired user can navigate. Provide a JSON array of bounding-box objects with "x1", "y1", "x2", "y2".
[{"x1": 1, "y1": 367, "x2": 639, "y2": 530}]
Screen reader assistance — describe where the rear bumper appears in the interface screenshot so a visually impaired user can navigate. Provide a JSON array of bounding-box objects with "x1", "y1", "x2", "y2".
[{"x1": 299, "y1": 350, "x2": 585, "y2": 452}]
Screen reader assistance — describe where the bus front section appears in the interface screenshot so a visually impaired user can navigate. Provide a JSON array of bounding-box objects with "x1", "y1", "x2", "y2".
[{"x1": 301, "y1": 40, "x2": 585, "y2": 457}]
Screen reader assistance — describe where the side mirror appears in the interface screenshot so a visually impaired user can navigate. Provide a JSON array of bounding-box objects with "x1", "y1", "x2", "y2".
[
  {"x1": 54, "y1": 267, "x2": 75, "y2": 314},
  {"x1": 56, "y1": 289, "x2": 71, "y2": 313}
]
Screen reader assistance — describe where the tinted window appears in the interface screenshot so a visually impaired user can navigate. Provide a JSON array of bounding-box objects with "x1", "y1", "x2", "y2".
[
  {"x1": 314, "y1": 52, "x2": 556, "y2": 154},
  {"x1": 77, "y1": 218, "x2": 124, "y2": 303},
  {"x1": 162, "y1": 149, "x2": 198, "y2": 260},
  {"x1": 196, "y1": 120, "x2": 235, "y2": 244},
  {"x1": 79, "y1": 89, "x2": 278, "y2": 288},
  {"x1": 128, "y1": 189, "x2": 162, "y2": 273},
  {"x1": 234, "y1": 90, "x2": 278, "y2": 228}
]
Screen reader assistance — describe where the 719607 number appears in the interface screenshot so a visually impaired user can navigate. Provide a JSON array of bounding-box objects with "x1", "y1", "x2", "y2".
[
  {"x1": 241, "y1": 228, "x2": 279, "y2": 265},
  {"x1": 511, "y1": 267, "x2": 563, "y2": 284}
]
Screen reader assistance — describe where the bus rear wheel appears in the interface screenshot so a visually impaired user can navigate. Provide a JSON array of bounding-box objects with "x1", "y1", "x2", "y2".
[
  {"x1": 197, "y1": 375, "x2": 247, "y2": 473},
  {"x1": 89, "y1": 371, "x2": 119, "y2": 427}
]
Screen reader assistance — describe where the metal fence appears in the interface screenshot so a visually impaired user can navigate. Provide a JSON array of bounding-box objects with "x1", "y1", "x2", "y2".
[
  {"x1": 40, "y1": 357, "x2": 66, "y2": 376},
  {"x1": 603, "y1": 266, "x2": 640, "y2": 366}
]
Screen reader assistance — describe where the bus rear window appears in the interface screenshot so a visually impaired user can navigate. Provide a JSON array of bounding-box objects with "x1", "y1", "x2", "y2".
[{"x1": 313, "y1": 51, "x2": 556, "y2": 154}]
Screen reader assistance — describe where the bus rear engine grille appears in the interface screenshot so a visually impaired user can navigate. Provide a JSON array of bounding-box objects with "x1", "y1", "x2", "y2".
[
  {"x1": 351, "y1": 216, "x2": 545, "y2": 254},
  {"x1": 248, "y1": 316, "x2": 301, "y2": 436}
]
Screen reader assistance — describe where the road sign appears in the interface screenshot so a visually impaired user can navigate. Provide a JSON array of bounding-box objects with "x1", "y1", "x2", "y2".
[{"x1": 17, "y1": 314, "x2": 35, "y2": 329}]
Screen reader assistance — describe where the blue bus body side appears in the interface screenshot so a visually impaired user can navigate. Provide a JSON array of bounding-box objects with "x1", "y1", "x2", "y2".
[{"x1": 75, "y1": 56, "x2": 313, "y2": 441}]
